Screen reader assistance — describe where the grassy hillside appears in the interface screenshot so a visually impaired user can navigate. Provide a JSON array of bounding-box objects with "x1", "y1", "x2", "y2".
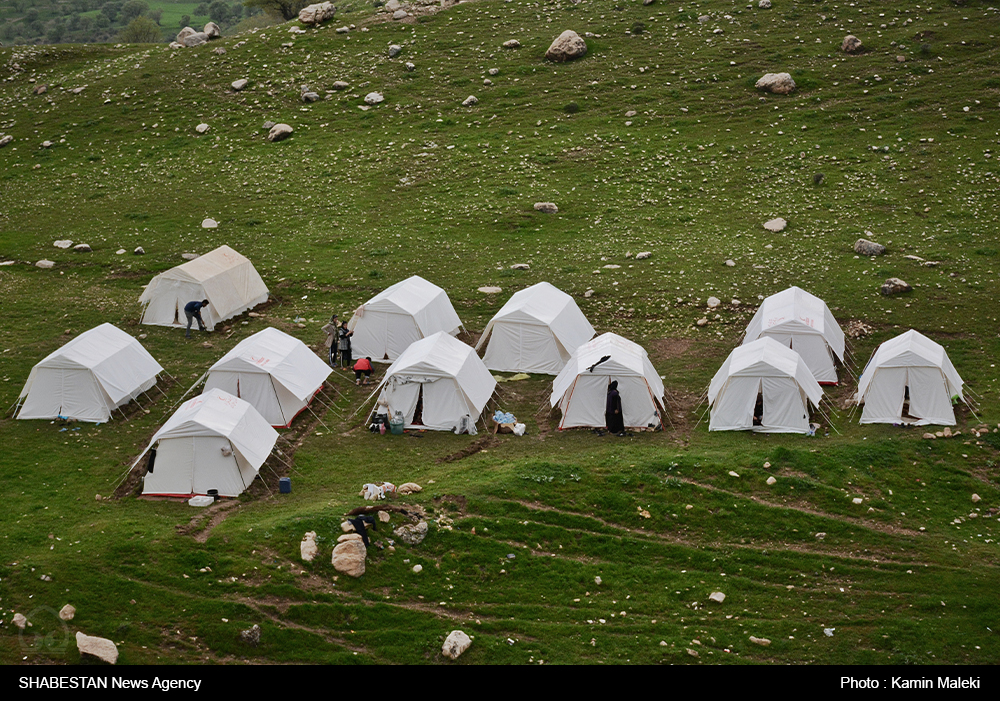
[{"x1": 1, "y1": 0, "x2": 999, "y2": 665}]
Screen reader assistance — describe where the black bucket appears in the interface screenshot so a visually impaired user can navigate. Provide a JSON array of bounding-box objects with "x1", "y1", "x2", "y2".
[{"x1": 207, "y1": 489, "x2": 219, "y2": 502}]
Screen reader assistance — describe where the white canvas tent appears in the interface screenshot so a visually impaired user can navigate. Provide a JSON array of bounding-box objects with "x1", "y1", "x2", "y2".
[
  {"x1": 550, "y1": 333, "x2": 665, "y2": 430},
  {"x1": 743, "y1": 286, "x2": 845, "y2": 384},
  {"x1": 137, "y1": 390, "x2": 278, "y2": 497},
  {"x1": 16, "y1": 323, "x2": 163, "y2": 423},
  {"x1": 373, "y1": 332, "x2": 496, "y2": 432},
  {"x1": 855, "y1": 329, "x2": 964, "y2": 426},
  {"x1": 708, "y1": 337, "x2": 823, "y2": 433},
  {"x1": 476, "y1": 282, "x2": 596, "y2": 375},
  {"x1": 202, "y1": 327, "x2": 332, "y2": 427},
  {"x1": 139, "y1": 245, "x2": 269, "y2": 331},
  {"x1": 347, "y1": 276, "x2": 463, "y2": 362}
]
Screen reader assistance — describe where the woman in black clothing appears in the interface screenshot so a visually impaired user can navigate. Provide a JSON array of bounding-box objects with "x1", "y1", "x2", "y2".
[{"x1": 606, "y1": 380, "x2": 625, "y2": 435}]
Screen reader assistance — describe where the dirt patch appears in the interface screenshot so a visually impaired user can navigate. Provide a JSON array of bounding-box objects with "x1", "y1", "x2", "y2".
[
  {"x1": 175, "y1": 499, "x2": 243, "y2": 542},
  {"x1": 647, "y1": 337, "x2": 694, "y2": 363},
  {"x1": 438, "y1": 434, "x2": 497, "y2": 463},
  {"x1": 433, "y1": 494, "x2": 468, "y2": 515}
]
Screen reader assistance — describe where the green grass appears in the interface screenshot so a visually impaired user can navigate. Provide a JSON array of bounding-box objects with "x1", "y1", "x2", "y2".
[{"x1": 1, "y1": 0, "x2": 999, "y2": 665}]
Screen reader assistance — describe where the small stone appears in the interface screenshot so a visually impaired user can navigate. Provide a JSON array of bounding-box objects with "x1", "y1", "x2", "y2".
[
  {"x1": 852, "y1": 497, "x2": 864, "y2": 504},
  {"x1": 854, "y1": 238, "x2": 886, "y2": 256},
  {"x1": 332, "y1": 537, "x2": 367, "y2": 577},
  {"x1": 298, "y1": 1, "x2": 337, "y2": 24},
  {"x1": 896, "y1": 55, "x2": 906, "y2": 63},
  {"x1": 635, "y1": 251, "x2": 651, "y2": 260},
  {"x1": 300, "y1": 531, "x2": 318, "y2": 562},
  {"x1": 412, "y1": 564, "x2": 423, "y2": 573},
  {"x1": 393, "y1": 9, "x2": 408, "y2": 19},
  {"x1": 239, "y1": 624, "x2": 261, "y2": 646},
  {"x1": 335, "y1": 26, "x2": 350, "y2": 33},
  {"x1": 766, "y1": 476, "x2": 777, "y2": 485},
  {"x1": 696, "y1": 318, "x2": 708, "y2": 327},
  {"x1": 442, "y1": 630, "x2": 472, "y2": 660},
  {"x1": 33, "y1": 84, "x2": 48, "y2": 94},
  {"x1": 749, "y1": 636, "x2": 771, "y2": 646},
  {"x1": 510, "y1": 263, "x2": 530, "y2": 270},
  {"x1": 268, "y1": 124, "x2": 293, "y2": 142},
  {"x1": 462, "y1": 95, "x2": 479, "y2": 107},
  {"x1": 364, "y1": 92, "x2": 384, "y2": 105},
  {"x1": 763, "y1": 461, "x2": 771, "y2": 468},
  {"x1": 503, "y1": 39, "x2": 521, "y2": 49},
  {"x1": 73, "y1": 244, "x2": 92, "y2": 253},
  {"x1": 181, "y1": 253, "x2": 200, "y2": 261},
  {"x1": 202, "y1": 218, "x2": 218, "y2": 229},
  {"x1": 725, "y1": 259, "x2": 735, "y2": 267},
  {"x1": 389, "y1": 44, "x2": 402, "y2": 57},
  {"x1": 880, "y1": 277, "x2": 912, "y2": 296},
  {"x1": 842, "y1": 35, "x2": 864, "y2": 54},
  {"x1": 331, "y1": 81, "x2": 350, "y2": 91},
  {"x1": 42, "y1": 140, "x2": 53, "y2": 148},
  {"x1": 378, "y1": 511, "x2": 391, "y2": 523},
  {"x1": 763, "y1": 217, "x2": 787, "y2": 232},
  {"x1": 728, "y1": 470, "x2": 739, "y2": 477},
  {"x1": 815, "y1": 532, "x2": 826, "y2": 540},
  {"x1": 755, "y1": 73, "x2": 796, "y2": 95},
  {"x1": 35, "y1": 260, "x2": 55, "y2": 269},
  {"x1": 534, "y1": 202, "x2": 558, "y2": 214},
  {"x1": 231, "y1": 79, "x2": 248, "y2": 91},
  {"x1": 76, "y1": 632, "x2": 119, "y2": 664},
  {"x1": 213, "y1": 47, "x2": 226, "y2": 55},
  {"x1": 13, "y1": 613, "x2": 27, "y2": 629},
  {"x1": 698, "y1": 14, "x2": 710, "y2": 23},
  {"x1": 545, "y1": 30, "x2": 588, "y2": 62},
  {"x1": 393, "y1": 520, "x2": 428, "y2": 545},
  {"x1": 483, "y1": 79, "x2": 492, "y2": 86},
  {"x1": 397, "y1": 482, "x2": 422, "y2": 494},
  {"x1": 116, "y1": 249, "x2": 126, "y2": 255},
  {"x1": 584, "y1": 289, "x2": 594, "y2": 298},
  {"x1": 54, "y1": 240, "x2": 73, "y2": 249},
  {"x1": 707, "y1": 296, "x2": 721, "y2": 309},
  {"x1": 595, "y1": 576, "x2": 602, "y2": 585},
  {"x1": 195, "y1": 123, "x2": 210, "y2": 134},
  {"x1": 488, "y1": 68, "x2": 499, "y2": 76},
  {"x1": 59, "y1": 604, "x2": 76, "y2": 621},
  {"x1": 972, "y1": 494, "x2": 981, "y2": 503},
  {"x1": 0, "y1": 135, "x2": 13, "y2": 147},
  {"x1": 758, "y1": 0, "x2": 771, "y2": 7},
  {"x1": 478, "y1": 286, "x2": 502, "y2": 294},
  {"x1": 709, "y1": 592, "x2": 725, "y2": 603},
  {"x1": 687, "y1": 648, "x2": 700, "y2": 658},
  {"x1": 405, "y1": 62, "x2": 415, "y2": 71}
]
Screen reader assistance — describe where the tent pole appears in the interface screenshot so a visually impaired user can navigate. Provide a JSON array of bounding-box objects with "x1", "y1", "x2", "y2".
[
  {"x1": 305, "y1": 404, "x2": 333, "y2": 433},
  {"x1": 163, "y1": 370, "x2": 208, "y2": 418}
]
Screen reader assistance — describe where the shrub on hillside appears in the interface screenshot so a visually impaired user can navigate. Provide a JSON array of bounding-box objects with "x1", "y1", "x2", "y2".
[{"x1": 117, "y1": 16, "x2": 162, "y2": 43}]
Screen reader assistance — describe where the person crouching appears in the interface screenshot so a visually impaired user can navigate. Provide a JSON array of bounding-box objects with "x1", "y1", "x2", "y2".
[{"x1": 354, "y1": 356, "x2": 373, "y2": 386}]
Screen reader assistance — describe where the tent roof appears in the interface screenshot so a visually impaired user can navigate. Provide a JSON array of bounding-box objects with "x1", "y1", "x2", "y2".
[
  {"x1": 356, "y1": 275, "x2": 463, "y2": 335},
  {"x1": 141, "y1": 245, "x2": 252, "y2": 287},
  {"x1": 743, "y1": 286, "x2": 845, "y2": 359},
  {"x1": 208, "y1": 327, "x2": 331, "y2": 402},
  {"x1": 144, "y1": 390, "x2": 278, "y2": 470},
  {"x1": 20, "y1": 323, "x2": 163, "y2": 404},
  {"x1": 709, "y1": 337, "x2": 824, "y2": 406},
  {"x1": 378, "y1": 331, "x2": 496, "y2": 412},
  {"x1": 476, "y1": 282, "x2": 595, "y2": 352},
  {"x1": 857, "y1": 329, "x2": 964, "y2": 399},
  {"x1": 551, "y1": 333, "x2": 665, "y2": 407}
]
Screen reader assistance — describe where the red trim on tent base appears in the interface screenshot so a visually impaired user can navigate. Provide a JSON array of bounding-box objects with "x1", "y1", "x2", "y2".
[{"x1": 272, "y1": 384, "x2": 324, "y2": 428}]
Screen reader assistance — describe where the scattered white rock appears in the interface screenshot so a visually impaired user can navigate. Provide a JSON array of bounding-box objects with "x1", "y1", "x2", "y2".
[
  {"x1": 133, "y1": 246, "x2": 145, "y2": 255},
  {"x1": 696, "y1": 317, "x2": 708, "y2": 327},
  {"x1": 300, "y1": 531, "x2": 318, "y2": 562},
  {"x1": 815, "y1": 532, "x2": 826, "y2": 540},
  {"x1": 59, "y1": 604, "x2": 76, "y2": 621},
  {"x1": 852, "y1": 497, "x2": 864, "y2": 505},
  {"x1": 755, "y1": 73, "x2": 796, "y2": 95},
  {"x1": 594, "y1": 576, "x2": 602, "y2": 585},
  {"x1": 758, "y1": 0, "x2": 771, "y2": 7},
  {"x1": 728, "y1": 470, "x2": 739, "y2": 477},
  {"x1": 635, "y1": 251, "x2": 651, "y2": 260},
  {"x1": 442, "y1": 630, "x2": 472, "y2": 660},
  {"x1": 750, "y1": 635, "x2": 771, "y2": 645},
  {"x1": 545, "y1": 30, "x2": 588, "y2": 62},
  {"x1": 393, "y1": 9, "x2": 408, "y2": 20},
  {"x1": 201, "y1": 218, "x2": 218, "y2": 229},
  {"x1": 763, "y1": 217, "x2": 787, "y2": 232},
  {"x1": 268, "y1": 124, "x2": 293, "y2": 142},
  {"x1": 203, "y1": 21, "x2": 221, "y2": 39},
  {"x1": 709, "y1": 591, "x2": 726, "y2": 603},
  {"x1": 503, "y1": 39, "x2": 521, "y2": 49},
  {"x1": 725, "y1": 259, "x2": 736, "y2": 267},
  {"x1": 298, "y1": 1, "x2": 337, "y2": 25},
  {"x1": 842, "y1": 35, "x2": 864, "y2": 54},
  {"x1": 54, "y1": 240, "x2": 73, "y2": 249},
  {"x1": 73, "y1": 243, "x2": 91, "y2": 252},
  {"x1": 335, "y1": 26, "x2": 350, "y2": 33},
  {"x1": 405, "y1": 62, "x2": 415, "y2": 71},
  {"x1": 76, "y1": 632, "x2": 119, "y2": 664},
  {"x1": 397, "y1": 482, "x2": 422, "y2": 494},
  {"x1": 331, "y1": 81, "x2": 350, "y2": 91},
  {"x1": 116, "y1": 249, "x2": 126, "y2": 255},
  {"x1": 972, "y1": 494, "x2": 981, "y2": 503},
  {"x1": 766, "y1": 476, "x2": 777, "y2": 485},
  {"x1": 331, "y1": 534, "x2": 367, "y2": 577},
  {"x1": 412, "y1": 564, "x2": 423, "y2": 573},
  {"x1": 880, "y1": 277, "x2": 912, "y2": 296},
  {"x1": 534, "y1": 202, "x2": 558, "y2": 213},
  {"x1": 824, "y1": 628, "x2": 835, "y2": 637},
  {"x1": 0, "y1": 135, "x2": 13, "y2": 147},
  {"x1": 478, "y1": 286, "x2": 502, "y2": 294},
  {"x1": 364, "y1": 92, "x2": 384, "y2": 105},
  {"x1": 854, "y1": 238, "x2": 885, "y2": 256},
  {"x1": 488, "y1": 68, "x2": 499, "y2": 76},
  {"x1": 510, "y1": 263, "x2": 530, "y2": 270},
  {"x1": 707, "y1": 296, "x2": 721, "y2": 309},
  {"x1": 583, "y1": 289, "x2": 594, "y2": 298},
  {"x1": 13, "y1": 613, "x2": 27, "y2": 629},
  {"x1": 394, "y1": 520, "x2": 428, "y2": 545},
  {"x1": 231, "y1": 79, "x2": 248, "y2": 91},
  {"x1": 389, "y1": 44, "x2": 402, "y2": 57},
  {"x1": 462, "y1": 95, "x2": 479, "y2": 107},
  {"x1": 35, "y1": 260, "x2": 55, "y2": 269},
  {"x1": 195, "y1": 123, "x2": 210, "y2": 134}
]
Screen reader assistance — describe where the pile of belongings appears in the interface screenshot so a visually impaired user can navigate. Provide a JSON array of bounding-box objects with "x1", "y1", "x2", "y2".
[
  {"x1": 492, "y1": 409, "x2": 526, "y2": 436},
  {"x1": 360, "y1": 482, "x2": 397, "y2": 501}
]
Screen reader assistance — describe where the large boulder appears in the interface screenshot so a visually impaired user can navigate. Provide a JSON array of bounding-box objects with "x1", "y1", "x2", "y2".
[
  {"x1": 267, "y1": 124, "x2": 293, "y2": 142},
  {"x1": 854, "y1": 238, "x2": 886, "y2": 256},
  {"x1": 545, "y1": 30, "x2": 587, "y2": 62},
  {"x1": 442, "y1": 630, "x2": 472, "y2": 660},
  {"x1": 76, "y1": 632, "x2": 119, "y2": 665},
  {"x1": 203, "y1": 22, "x2": 221, "y2": 39},
  {"x1": 181, "y1": 32, "x2": 209, "y2": 48},
  {"x1": 176, "y1": 26, "x2": 197, "y2": 43},
  {"x1": 332, "y1": 534, "x2": 366, "y2": 577},
  {"x1": 755, "y1": 72, "x2": 796, "y2": 95},
  {"x1": 842, "y1": 35, "x2": 864, "y2": 54},
  {"x1": 880, "y1": 278, "x2": 912, "y2": 296},
  {"x1": 299, "y1": 2, "x2": 336, "y2": 25},
  {"x1": 300, "y1": 531, "x2": 318, "y2": 561}
]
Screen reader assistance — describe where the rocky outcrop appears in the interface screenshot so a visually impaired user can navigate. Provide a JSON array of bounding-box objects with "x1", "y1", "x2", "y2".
[
  {"x1": 299, "y1": 2, "x2": 336, "y2": 25},
  {"x1": 880, "y1": 278, "x2": 912, "y2": 296}
]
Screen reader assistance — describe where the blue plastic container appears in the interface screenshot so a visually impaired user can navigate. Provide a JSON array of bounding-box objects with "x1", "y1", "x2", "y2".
[{"x1": 279, "y1": 477, "x2": 291, "y2": 494}]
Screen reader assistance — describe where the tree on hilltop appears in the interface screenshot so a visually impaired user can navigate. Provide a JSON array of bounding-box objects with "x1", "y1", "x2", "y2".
[
  {"x1": 242, "y1": 0, "x2": 310, "y2": 21},
  {"x1": 117, "y1": 15, "x2": 161, "y2": 42}
]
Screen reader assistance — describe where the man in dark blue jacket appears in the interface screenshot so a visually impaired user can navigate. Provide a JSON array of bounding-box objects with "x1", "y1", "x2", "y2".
[{"x1": 184, "y1": 299, "x2": 210, "y2": 338}]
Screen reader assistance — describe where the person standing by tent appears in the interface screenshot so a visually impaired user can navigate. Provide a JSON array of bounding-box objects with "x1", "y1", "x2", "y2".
[
  {"x1": 338, "y1": 320, "x2": 354, "y2": 369},
  {"x1": 606, "y1": 380, "x2": 625, "y2": 436},
  {"x1": 184, "y1": 299, "x2": 210, "y2": 338},
  {"x1": 321, "y1": 314, "x2": 338, "y2": 368}
]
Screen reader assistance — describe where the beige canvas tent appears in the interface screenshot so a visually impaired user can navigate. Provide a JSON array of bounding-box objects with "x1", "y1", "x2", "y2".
[
  {"x1": 139, "y1": 245, "x2": 269, "y2": 331},
  {"x1": 16, "y1": 323, "x2": 163, "y2": 423}
]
